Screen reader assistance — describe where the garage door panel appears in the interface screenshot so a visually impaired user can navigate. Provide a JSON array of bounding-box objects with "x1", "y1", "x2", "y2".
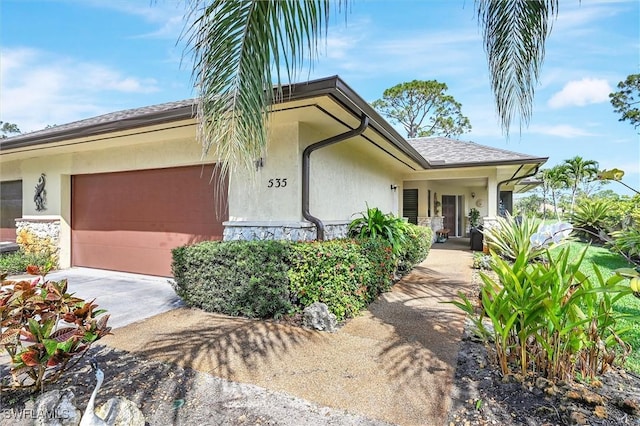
[{"x1": 72, "y1": 165, "x2": 227, "y2": 276}]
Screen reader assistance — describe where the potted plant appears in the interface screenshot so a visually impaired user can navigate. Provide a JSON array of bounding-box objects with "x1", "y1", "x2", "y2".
[
  {"x1": 468, "y1": 208, "x2": 480, "y2": 229},
  {"x1": 468, "y1": 207, "x2": 483, "y2": 251}
]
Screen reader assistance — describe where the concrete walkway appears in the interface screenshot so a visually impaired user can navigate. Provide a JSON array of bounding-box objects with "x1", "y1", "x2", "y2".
[{"x1": 102, "y1": 243, "x2": 474, "y2": 426}]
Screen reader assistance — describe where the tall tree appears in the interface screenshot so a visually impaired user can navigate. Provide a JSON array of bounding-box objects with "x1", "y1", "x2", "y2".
[
  {"x1": 540, "y1": 166, "x2": 568, "y2": 220},
  {"x1": 563, "y1": 156, "x2": 599, "y2": 214},
  {"x1": 371, "y1": 80, "x2": 471, "y2": 138},
  {"x1": 609, "y1": 73, "x2": 640, "y2": 129},
  {"x1": 0, "y1": 121, "x2": 21, "y2": 139},
  {"x1": 185, "y1": 1, "x2": 558, "y2": 175}
]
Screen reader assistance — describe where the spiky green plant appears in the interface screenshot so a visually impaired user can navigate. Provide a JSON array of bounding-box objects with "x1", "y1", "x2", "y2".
[
  {"x1": 482, "y1": 213, "x2": 544, "y2": 263},
  {"x1": 348, "y1": 206, "x2": 409, "y2": 255},
  {"x1": 570, "y1": 199, "x2": 615, "y2": 242}
]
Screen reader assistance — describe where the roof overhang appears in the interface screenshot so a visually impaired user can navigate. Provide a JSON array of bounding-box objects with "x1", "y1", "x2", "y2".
[{"x1": 0, "y1": 76, "x2": 431, "y2": 171}]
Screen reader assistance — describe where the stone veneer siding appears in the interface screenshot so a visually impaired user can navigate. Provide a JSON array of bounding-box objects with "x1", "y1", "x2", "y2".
[
  {"x1": 15, "y1": 218, "x2": 61, "y2": 267},
  {"x1": 223, "y1": 221, "x2": 349, "y2": 242},
  {"x1": 417, "y1": 216, "x2": 444, "y2": 242}
]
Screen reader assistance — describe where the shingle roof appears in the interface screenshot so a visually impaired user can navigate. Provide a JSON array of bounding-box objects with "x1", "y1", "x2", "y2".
[
  {"x1": 407, "y1": 136, "x2": 547, "y2": 167},
  {"x1": 1, "y1": 99, "x2": 196, "y2": 150}
]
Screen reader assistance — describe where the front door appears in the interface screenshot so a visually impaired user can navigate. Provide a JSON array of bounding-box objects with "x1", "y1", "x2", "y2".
[{"x1": 442, "y1": 195, "x2": 456, "y2": 233}]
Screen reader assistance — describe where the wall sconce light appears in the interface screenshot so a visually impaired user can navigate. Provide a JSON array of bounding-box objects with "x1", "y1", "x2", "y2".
[
  {"x1": 471, "y1": 191, "x2": 476, "y2": 198},
  {"x1": 255, "y1": 157, "x2": 264, "y2": 170},
  {"x1": 390, "y1": 184, "x2": 398, "y2": 191}
]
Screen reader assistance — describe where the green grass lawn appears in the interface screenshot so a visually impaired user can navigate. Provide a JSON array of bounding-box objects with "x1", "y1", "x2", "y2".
[{"x1": 553, "y1": 241, "x2": 640, "y2": 373}]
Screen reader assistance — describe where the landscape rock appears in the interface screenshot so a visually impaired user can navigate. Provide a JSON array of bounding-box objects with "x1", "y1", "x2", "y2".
[
  {"x1": 33, "y1": 389, "x2": 82, "y2": 426},
  {"x1": 302, "y1": 302, "x2": 337, "y2": 332},
  {"x1": 95, "y1": 396, "x2": 145, "y2": 425}
]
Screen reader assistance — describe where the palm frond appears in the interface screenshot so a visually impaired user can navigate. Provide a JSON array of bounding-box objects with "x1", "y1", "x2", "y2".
[
  {"x1": 185, "y1": 0, "x2": 331, "y2": 177},
  {"x1": 476, "y1": 0, "x2": 558, "y2": 135}
]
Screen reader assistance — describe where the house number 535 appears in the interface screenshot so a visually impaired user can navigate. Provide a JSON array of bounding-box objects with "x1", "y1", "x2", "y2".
[{"x1": 268, "y1": 178, "x2": 287, "y2": 188}]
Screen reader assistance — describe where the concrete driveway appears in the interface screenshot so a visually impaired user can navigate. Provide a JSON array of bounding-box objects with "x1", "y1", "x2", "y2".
[{"x1": 42, "y1": 268, "x2": 183, "y2": 329}]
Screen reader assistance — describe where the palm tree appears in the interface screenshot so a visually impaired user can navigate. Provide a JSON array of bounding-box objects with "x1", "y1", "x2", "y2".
[
  {"x1": 184, "y1": 1, "x2": 558, "y2": 176},
  {"x1": 547, "y1": 165, "x2": 569, "y2": 220},
  {"x1": 563, "y1": 156, "x2": 599, "y2": 214},
  {"x1": 539, "y1": 166, "x2": 568, "y2": 220}
]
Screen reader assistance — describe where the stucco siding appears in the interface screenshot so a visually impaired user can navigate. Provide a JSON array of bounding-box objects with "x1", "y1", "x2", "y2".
[
  {"x1": 227, "y1": 122, "x2": 301, "y2": 222},
  {"x1": 307, "y1": 138, "x2": 402, "y2": 221}
]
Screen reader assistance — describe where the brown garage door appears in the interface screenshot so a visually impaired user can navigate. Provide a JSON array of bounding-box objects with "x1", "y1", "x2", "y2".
[{"x1": 72, "y1": 164, "x2": 227, "y2": 276}]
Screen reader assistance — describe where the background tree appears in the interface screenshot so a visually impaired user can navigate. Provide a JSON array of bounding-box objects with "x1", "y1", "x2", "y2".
[
  {"x1": 563, "y1": 156, "x2": 599, "y2": 214},
  {"x1": 540, "y1": 165, "x2": 569, "y2": 220},
  {"x1": 0, "y1": 121, "x2": 21, "y2": 139},
  {"x1": 371, "y1": 80, "x2": 471, "y2": 138},
  {"x1": 610, "y1": 73, "x2": 640, "y2": 129},
  {"x1": 184, "y1": 0, "x2": 558, "y2": 175},
  {"x1": 514, "y1": 193, "x2": 543, "y2": 218}
]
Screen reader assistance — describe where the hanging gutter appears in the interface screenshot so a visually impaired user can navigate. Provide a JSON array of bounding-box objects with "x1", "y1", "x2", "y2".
[
  {"x1": 303, "y1": 114, "x2": 370, "y2": 240},
  {"x1": 496, "y1": 163, "x2": 541, "y2": 213}
]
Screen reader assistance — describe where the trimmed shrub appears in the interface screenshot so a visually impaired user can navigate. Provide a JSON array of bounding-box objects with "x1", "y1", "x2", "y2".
[
  {"x1": 354, "y1": 237, "x2": 396, "y2": 300},
  {"x1": 172, "y1": 233, "x2": 417, "y2": 322},
  {"x1": 288, "y1": 239, "x2": 390, "y2": 321},
  {"x1": 397, "y1": 224, "x2": 432, "y2": 274},
  {"x1": 172, "y1": 240, "x2": 293, "y2": 319}
]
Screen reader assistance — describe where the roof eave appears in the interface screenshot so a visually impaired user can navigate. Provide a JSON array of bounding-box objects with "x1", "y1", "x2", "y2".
[
  {"x1": 426, "y1": 157, "x2": 548, "y2": 169},
  {"x1": 1, "y1": 106, "x2": 196, "y2": 151},
  {"x1": 277, "y1": 76, "x2": 430, "y2": 169}
]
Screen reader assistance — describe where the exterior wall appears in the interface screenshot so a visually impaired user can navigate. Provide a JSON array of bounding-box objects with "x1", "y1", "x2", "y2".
[
  {"x1": 227, "y1": 122, "x2": 301, "y2": 222},
  {"x1": 1, "y1": 121, "x2": 217, "y2": 268},
  {"x1": 225, "y1": 122, "x2": 404, "y2": 241},
  {"x1": 307, "y1": 138, "x2": 401, "y2": 220}
]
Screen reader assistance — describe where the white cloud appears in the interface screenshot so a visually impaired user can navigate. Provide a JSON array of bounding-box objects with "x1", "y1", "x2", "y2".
[
  {"x1": 528, "y1": 124, "x2": 597, "y2": 138},
  {"x1": 0, "y1": 47, "x2": 160, "y2": 132},
  {"x1": 547, "y1": 78, "x2": 612, "y2": 109}
]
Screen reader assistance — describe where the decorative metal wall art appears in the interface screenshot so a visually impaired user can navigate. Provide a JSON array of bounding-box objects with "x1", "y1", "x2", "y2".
[{"x1": 34, "y1": 173, "x2": 47, "y2": 211}]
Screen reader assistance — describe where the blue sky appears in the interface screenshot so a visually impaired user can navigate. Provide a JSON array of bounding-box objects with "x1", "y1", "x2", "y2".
[{"x1": 1, "y1": 0, "x2": 639, "y2": 195}]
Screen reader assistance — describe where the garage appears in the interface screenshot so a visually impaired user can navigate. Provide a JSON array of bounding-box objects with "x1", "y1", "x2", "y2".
[{"x1": 71, "y1": 164, "x2": 227, "y2": 276}]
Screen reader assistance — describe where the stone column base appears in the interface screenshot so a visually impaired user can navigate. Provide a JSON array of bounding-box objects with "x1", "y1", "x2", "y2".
[{"x1": 223, "y1": 221, "x2": 350, "y2": 242}]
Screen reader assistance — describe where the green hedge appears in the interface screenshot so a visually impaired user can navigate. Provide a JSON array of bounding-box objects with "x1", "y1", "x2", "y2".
[
  {"x1": 172, "y1": 240, "x2": 293, "y2": 318},
  {"x1": 397, "y1": 224, "x2": 432, "y2": 274},
  {"x1": 171, "y1": 229, "x2": 432, "y2": 321},
  {"x1": 287, "y1": 239, "x2": 395, "y2": 320}
]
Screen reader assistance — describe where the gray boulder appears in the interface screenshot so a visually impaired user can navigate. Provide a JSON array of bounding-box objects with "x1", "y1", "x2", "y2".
[
  {"x1": 95, "y1": 397, "x2": 145, "y2": 426},
  {"x1": 302, "y1": 302, "x2": 337, "y2": 332},
  {"x1": 33, "y1": 389, "x2": 82, "y2": 426}
]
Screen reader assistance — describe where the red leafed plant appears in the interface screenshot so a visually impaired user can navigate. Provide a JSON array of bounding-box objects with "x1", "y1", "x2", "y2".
[{"x1": 0, "y1": 264, "x2": 111, "y2": 390}]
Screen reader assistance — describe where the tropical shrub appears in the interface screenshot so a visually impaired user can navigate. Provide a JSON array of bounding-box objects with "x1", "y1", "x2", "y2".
[
  {"x1": 348, "y1": 205, "x2": 408, "y2": 254},
  {"x1": 605, "y1": 194, "x2": 640, "y2": 231},
  {"x1": 570, "y1": 199, "x2": 616, "y2": 242},
  {"x1": 0, "y1": 266, "x2": 111, "y2": 390},
  {"x1": 396, "y1": 224, "x2": 432, "y2": 274},
  {"x1": 482, "y1": 213, "x2": 545, "y2": 262},
  {"x1": 609, "y1": 227, "x2": 640, "y2": 265},
  {"x1": 450, "y1": 246, "x2": 634, "y2": 382},
  {"x1": 172, "y1": 240, "x2": 293, "y2": 318},
  {"x1": 0, "y1": 249, "x2": 54, "y2": 275}
]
